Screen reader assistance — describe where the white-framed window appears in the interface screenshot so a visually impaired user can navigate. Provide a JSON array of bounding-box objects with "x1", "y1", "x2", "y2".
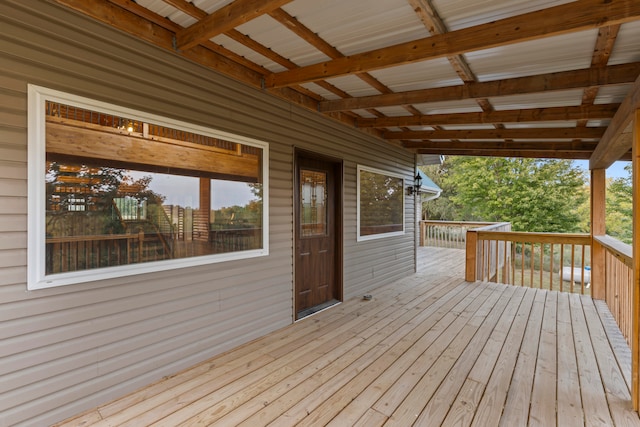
[
  {"x1": 28, "y1": 85, "x2": 269, "y2": 290},
  {"x1": 357, "y1": 165, "x2": 405, "y2": 241}
]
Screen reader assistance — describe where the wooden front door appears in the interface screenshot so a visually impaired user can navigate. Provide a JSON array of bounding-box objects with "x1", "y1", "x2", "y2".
[{"x1": 294, "y1": 151, "x2": 342, "y2": 319}]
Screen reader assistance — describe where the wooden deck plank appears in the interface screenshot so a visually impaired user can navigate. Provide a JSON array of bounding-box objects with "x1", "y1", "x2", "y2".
[
  {"x1": 582, "y1": 295, "x2": 638, "y2": 426},
  {"x1": 570, "y1": 292, "x2": 614, "y2": 427},
  {"x1": 498, "y1": 289, "x2": 547, "y2": 427},
  {"x1": 556, "y1": 292, "x2": 585, "y2": 427},
  {"x1": 246, "y1": 280, "x2": 484, "y2": 427},
  {"x1": 595, "y1": 299, "x2": 633, "y2": 391},
  {"x1": 412, "y1": 285, "x2": 521, "y2": 426},
  {"x1": 310, "y1": 282, "x2": 499, "y2": 427},
  {"x1": 153, "y1": 278, "x2": 464, "y2": 426},
  {"x1": 440, "y1": 286, "x2": 528, "y2": 426},
  {"x1": 54, "y1": 248, "x2": 640, "y2": 427},
  {"x1": 353, "y1": 408, "x2": 388, "y2": 427},
  {"x1": 469, "y1": 287, "x2": 538, "y2": 427},
  {"x1": 529, "y1": 290, "x2": 558, "y2": 426},
  {"x1": 226, "y1": 280, "x2": 476, "y2": 426},
  {"x1": 372, "y1": 283, "x2": 502, "y2": 423},
  {"x1": 381, "y1": 283, "x2": 513, "y2": 426}
]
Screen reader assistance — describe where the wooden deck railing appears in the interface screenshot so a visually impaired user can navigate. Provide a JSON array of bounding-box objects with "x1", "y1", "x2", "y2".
[
  {"x1": 595, "y1": 235, "x2": 633, "y2": 346},
  {"x1": 466, "y1": 230, "x2": 592, "y2": 295},
  {"x1": 420, "y1": 220, "x2": 501, "y2": 249}
]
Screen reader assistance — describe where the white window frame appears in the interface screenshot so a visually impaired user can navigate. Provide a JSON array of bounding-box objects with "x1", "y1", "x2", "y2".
[
  {"x1": 27, "y1": 85, "x2": 269, "y2": 290},
  {"x1": 356, "y1": 165, "x2": 406, "y2": 242}
]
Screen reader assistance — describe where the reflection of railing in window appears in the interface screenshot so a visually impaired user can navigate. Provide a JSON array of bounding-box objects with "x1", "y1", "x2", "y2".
[
  {"x1": 45, "y1": 231, "x2": 171, "y2": 274},
  {"x1": 112, "y1": 199, "x2": 174, "y2": 257},
  {"x1": 209, "y1": 228, "x2": 262, "y2": 253}
]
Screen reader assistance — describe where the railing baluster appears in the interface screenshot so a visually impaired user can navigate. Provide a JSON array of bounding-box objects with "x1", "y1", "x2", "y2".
[
  {"x1": 549, "y1": 243, "x2": 554, "y2": 291},
  {"x1": 570, "y1": 244, "x2": 575, "y2": 293},
  {"x1": 581, "y1": 244, "x2": 586, "y2": 294},
  {"x1": 520, "y1": 241, "x2": 525, "y2": 287},
  {"x1": 539, "y1": 242, "x2": 543, "y2": 289}
]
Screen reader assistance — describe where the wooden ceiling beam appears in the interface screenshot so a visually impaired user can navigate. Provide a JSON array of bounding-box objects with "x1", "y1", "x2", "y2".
[
  {"x1": 590, "y1": 73, "x2": 640, "y2": 168},
  {"x1": 320, "y1": 62, "x2": 640, "y2": 112},
  {"x1": 162, "y1": 0, "x2": 341, "y2": 100},
  {"x1": 54, "y1": 0, "x2": 264, "y2": 83},
  {"x1": 53, "y1": 0, "x2": 328, "y2": 112},
  {"x1": 407, "y1": 1, "x2": 481, "y2": 87},
  {"x1": 408, "y1": 0, "x2": 504, "y2": 133},
  {"x1": 175, "y1": 0, "x2": 293, "y2": 51},
  {"x1": 356, "y1": 104, "x2": 619, "y2": 128},
  {"x1": 268, "y1": 8, "x2": 396, "y2": 116},
  {"x1": 578, "y1": 24, "x2": 621, "y2": 127},
  {"x1": 415, "y1": 148, "x2": 596, "y2": 160},
  {"x1": 404, "y1": 140, "x2": 598, "y2": 151},
  {"x1": 265, "y1": 0, "x2": 640, "y2": 88},
  {"x1": 386, "y1": 127, "x2": 605, "y2": 140}
]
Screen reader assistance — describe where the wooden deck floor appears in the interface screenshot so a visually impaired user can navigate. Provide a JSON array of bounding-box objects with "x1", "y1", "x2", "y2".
[{"x1": 57, "y1": 247, "x2": 639, "y2": 426}]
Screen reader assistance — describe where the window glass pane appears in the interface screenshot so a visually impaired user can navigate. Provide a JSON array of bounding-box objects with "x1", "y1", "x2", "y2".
[
  {"x1": 300, "y1": 170, "x2": 327, "y2": 237},
  {"x1": 39, "y1": 96, "x2": 265, "y2": 282},
  {"x1": 358, "y1": 167, "x2": 404, "y2": 239}
]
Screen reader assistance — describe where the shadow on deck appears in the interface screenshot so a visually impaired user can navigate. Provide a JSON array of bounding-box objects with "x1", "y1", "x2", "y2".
[{"x1": 56, "y1": 247, "x2": 639, "y2": 426}]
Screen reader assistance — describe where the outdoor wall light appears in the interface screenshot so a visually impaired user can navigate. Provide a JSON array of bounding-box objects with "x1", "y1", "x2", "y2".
[{"x1": 407, "y1": 173, "x2": 423, "y2": 195}]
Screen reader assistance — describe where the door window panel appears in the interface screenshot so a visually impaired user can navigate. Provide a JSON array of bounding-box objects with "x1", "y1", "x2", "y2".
[{"x1": 300, "y1": 170, "x2": 327, "y2": 237}]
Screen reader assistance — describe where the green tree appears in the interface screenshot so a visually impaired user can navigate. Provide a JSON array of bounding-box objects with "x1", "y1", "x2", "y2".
[
  {"x1": 607, "y1": 164, "x2": 632, "y2": 243},
  {"x1": 424, "y1": 157, "x2": 587, "y2": 232}
]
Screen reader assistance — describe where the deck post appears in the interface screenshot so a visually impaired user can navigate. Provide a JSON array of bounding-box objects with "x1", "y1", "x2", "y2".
[
  {"x1": 633, "y1": 109, "x2": 640, "y2": 411},
  {"x1": 465, "y1": 229, "x2": 478, "y2": 282},
  {"x1": 591, "y1": 168, "x2": 606, "y2": 300}
]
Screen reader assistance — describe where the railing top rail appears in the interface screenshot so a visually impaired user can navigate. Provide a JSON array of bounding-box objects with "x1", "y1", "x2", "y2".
[
  {"x1": 46, "y1": 234, "x2": 140, "y2": 243},
  {"x1": 469, "y1": 222, "x2": 512, "y2": 232},
  {"x1": 594, "y1": 234, "x2": 632, "y2": 268},
  {"x1": 421, "y1": 220, "x2": 500, "y2": 227},
  {"x1": 475, "y1": 230, "x2": 591, "y2": 245}
]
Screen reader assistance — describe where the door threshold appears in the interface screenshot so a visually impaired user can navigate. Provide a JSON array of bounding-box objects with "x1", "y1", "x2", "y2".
[{"x1": 296, "y1": 299, "x2": 341, "y2": 320}]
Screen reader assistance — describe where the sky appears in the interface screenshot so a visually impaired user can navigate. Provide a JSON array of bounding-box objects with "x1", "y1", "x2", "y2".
[
  {"x1": 128, "y1": 170, "x2": 256, "y2": 209},
  {"x1": 573, "y1": 160, "x2": 631, "y2": 180}
]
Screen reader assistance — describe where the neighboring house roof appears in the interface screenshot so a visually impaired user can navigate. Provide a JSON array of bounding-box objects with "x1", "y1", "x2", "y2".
[
  {"x1": 417, "y1": 169, "x2": 442, "y2": 200},
  {"x1": 417, "y1": 154, "x2": 444, "y2": 166}
]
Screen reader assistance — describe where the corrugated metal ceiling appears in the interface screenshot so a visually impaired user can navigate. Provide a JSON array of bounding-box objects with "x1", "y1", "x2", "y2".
[{"x1": 54, "y1": 0, "x2": 640, "y2": 163}]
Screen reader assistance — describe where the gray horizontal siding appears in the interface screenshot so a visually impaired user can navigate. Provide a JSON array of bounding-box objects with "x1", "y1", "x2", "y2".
[{"x1": 0, "y1": 0, "x2": 417, "y2": 425}]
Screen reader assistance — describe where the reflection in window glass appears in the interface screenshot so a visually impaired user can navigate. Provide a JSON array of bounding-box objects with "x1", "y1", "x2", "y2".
[
  {"x1": 45, "y1": 163, "x2": 263, "y2": 275},
  {"x1": 358, "y1": 166, "x2": 404, "y2": 240},
  {"x1": 300, "y1": 170, "x2": 327, "y2": 237},
  {"x1": 31, "y1": 87, "x2": 267, "y2": 288}
]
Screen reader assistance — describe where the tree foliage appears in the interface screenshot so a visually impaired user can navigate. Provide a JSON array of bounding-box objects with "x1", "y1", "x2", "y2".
[
  {"x1": 422, "y1": 157, "x2": 588, "y2": 233},
  {"x1": 606, "y1": 163, "x2": 632, "y2": 243}
]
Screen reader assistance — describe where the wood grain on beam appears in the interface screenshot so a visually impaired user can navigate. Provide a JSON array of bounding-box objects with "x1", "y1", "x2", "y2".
[
  {"x1": 268, "y1": 8, "x2": 394, "y2": 110},
  {"x1": 356, "y1": 104, "x2": 619, "y2": 128},
  {"x1": 578, "y1": 24, "x2": 620, "y2": 126},
  {"x1": 591, "y1": 73, "x2": 640, "y2": 169},
  {"x1": 52, "y1": 0, "x2": 324, "y2": 112},
  {"x1": 414, "y1": 148, "x2": 594, "y2": 160},
  {"x1": 385, "y1": 127, "x2": 605, "y2": 140},
  {"x1": 53, "y1": 0, "x2": 264, "y2": 83},
  {"x1": 404, "y1": 140, "x2": 598, "y2": 151},
  {"x1": 266, "y1": 0, "x2": 640, "y2": 88},
  {"x1": 46, "y1": 121, "x2": 259, "y2": 180},
  {"x1": 321, "y1": 63, "x2": 640, "y2": 112},
  {"x1": 175, "y1": 0, "x2": 293, "y2": 51}
]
